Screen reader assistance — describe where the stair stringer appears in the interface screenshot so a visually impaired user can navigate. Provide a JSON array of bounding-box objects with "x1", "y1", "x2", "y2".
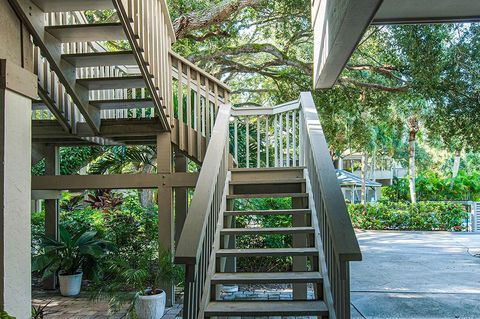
[{"x1": 304, "y1": 168, "x2": 337, "y2": 319}]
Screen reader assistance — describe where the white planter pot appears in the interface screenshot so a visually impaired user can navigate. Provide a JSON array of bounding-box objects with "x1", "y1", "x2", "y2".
[
  {"x1": 58, "y1": 272, "x2": 83, "y2": 296},
  {"x1": 135, "y1": 290, "x2": 166, "y2": 319}
]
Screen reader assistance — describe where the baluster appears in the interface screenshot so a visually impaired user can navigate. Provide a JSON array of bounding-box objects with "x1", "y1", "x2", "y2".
[
  {"x1": 274, "y1": 114, "x2": 278, "y2": 167},
  {"x1": 293, "y1": 111, "x2": 297, "y2": 166},
  {"x1": 187, "y1": 66, "x2": 192, "y2": 128},
  {"x1": 234, "y1": 117, "x2": 238, "y2": 164},
  {"x1": 257, "y1": 117, "x2": 261, "y2": 168},
  {"x1": 214, "y1": 83, "x2": 219, "y2": 116},
  {"x1": 246, "y1": 118, "x2": 250, "y2": 168},
  {"x1": 279, "y1": 113, "x2": 283, "y2": 167},
  {"x1": 266, "y1": 116, "x2": 270, "y2": 167},
  {"x1": 177, "y1": 60, "x2": 183, "y2": 121},
  {"x1": 196, "y1": 72, "x2": 202, "y2": 158},
  {"x1": 205, "y1": 79, "x2": 210, "y2": 140},
  {"x1": 286, "y1": 111, "x2": 290, "y2": 167},
  {"x1": 299, "y1": 110, "x2": 304, "y2": 165}
]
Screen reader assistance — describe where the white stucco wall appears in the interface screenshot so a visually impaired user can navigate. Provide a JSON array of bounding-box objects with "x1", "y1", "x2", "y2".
[{"x1": 1, "y1": 89, "x2": 31, "y2": 318}]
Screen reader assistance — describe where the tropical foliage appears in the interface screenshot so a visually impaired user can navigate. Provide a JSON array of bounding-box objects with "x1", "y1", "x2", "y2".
[
  {"x1": 32, "y1": 226, "x2": 115, "y2": 279},
  {"x1": 383, "y1": 170, "x2": 480, "y2": 202}
]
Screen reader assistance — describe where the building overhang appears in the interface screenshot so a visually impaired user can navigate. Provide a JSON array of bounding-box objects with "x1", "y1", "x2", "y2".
[
  {"x1": 373, "y1": 0, "x2": 480, "y2": 25},
  {"x1": 313, "y1": 0, "x2": 480, "y2": 89}
]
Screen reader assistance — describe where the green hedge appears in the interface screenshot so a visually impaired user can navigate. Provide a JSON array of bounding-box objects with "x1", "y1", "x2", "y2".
[{"x1": 348, "y1": 202, "x2": 468, "y2": 231}]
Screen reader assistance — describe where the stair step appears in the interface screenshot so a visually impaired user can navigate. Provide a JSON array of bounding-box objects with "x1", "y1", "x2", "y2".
[
  {"x1": 230, "y1": 167, "x2": 305, "y2": 172},
  {"x1": 90, "y1": 98, "x2": 154, "y2": 110},
  {"x1": 217, "y1": 248, "x2": 318, "y2": 257},
  {"x1": 229, "y1": 178, "x2": 305, "y2": 185},
  {"x1": 62, "y1": 51, "x2": 136, "y2": 67},
  {"x1": 77, "y1": 76, "x2": 146, "y2": 90},
  {"x1": 45, "y1": 23, "x2": 126, "y2": 42},
  {"x1": 221, "y1": 227, "x2": 315, "y2": 236},
  {"x1": 211, "y1": 272, "x2": 323, "y2": 285},
  {"x1": 33, "y1": 0, "x2": 114, "y2": 12},
  {"x1": 205, "y1": 300, "x2": 328, "y2": 317},
  {"x1": 224, "y1": 209, "x2": 310, "y2": 216},
  {"x1": 226, "y1": 193, "x2": 308, "y2": 199}
]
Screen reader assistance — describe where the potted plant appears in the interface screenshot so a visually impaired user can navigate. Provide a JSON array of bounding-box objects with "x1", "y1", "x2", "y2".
[
  {"x1": 32, "y1": 226, "x2": 115, "y2": 296},
  {"x1": 93, "y1": 244, "x2": 182, "y2": 319}
]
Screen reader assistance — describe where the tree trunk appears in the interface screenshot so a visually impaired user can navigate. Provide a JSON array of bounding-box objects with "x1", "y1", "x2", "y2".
[
  {"x1": 407, "y1": 116, "x2": 419, "y2": 203},
  {"x1": 140, "y1": 164, "x2": 155, "y2": 208},
  {"x1": 361, "y1": 153, "x2": 368, "y2": 204},
  {"x1": 452, "y1": 150, "x2": 461, "y2": 180},
  {"x1": 409, "y1": 138, "x2": 416, "y2": 203}
]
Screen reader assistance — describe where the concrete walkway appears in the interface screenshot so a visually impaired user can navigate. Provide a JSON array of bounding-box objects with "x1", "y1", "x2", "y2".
[{"x1": 351, "y1": 231, "x2": 480, "y2": 319}]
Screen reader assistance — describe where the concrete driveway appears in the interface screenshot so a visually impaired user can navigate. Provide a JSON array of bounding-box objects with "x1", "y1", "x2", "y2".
[{"x1": 351, "y1": 231, "x2": 480, "y2": 319}]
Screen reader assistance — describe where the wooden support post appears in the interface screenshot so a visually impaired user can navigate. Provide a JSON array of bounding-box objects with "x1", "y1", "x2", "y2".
[
  {"x1": 174, "y1": 153, "x2": 188, "y2": 246},
  {"x1": 156, "y1": 133, "x2": 174, "y2": 306},
  {"x1": 43, "y1": 145, "x2": 60, "y2": 290},
  {"x1": 292, "y1": 196, "x2": 308, "y2": 300}
]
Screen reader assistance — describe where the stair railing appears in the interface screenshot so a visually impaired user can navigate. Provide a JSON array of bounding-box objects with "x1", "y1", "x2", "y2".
[
  {"x1": 299, "y1": 92, "x2": 362, "y2": 319},
  {"x1": 175, "y1": 103, "x2": 232, "y2": 319},
  {"x1": 231, "y1": 100, "x2": 301, "y2": 168},
  {"x1": 113, "y1": 0, "x2": 174, "y2": 129},
  {"x1": 170, "y1": 52, "x2": 231, "y2": 161}
]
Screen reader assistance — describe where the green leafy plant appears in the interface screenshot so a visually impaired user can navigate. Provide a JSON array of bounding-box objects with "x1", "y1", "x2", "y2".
[
  {"x1": 91, "y1": 245, "x2": 183, "y2": 314},
  {"x1": 31, "y1": 301, "x2": 51, "y2": 319},
  {"x1": 60, "y1": 192, "x2": 84, "y2": 212},
  {"x1": 32, "y1": 226, "x2": 115, "y2": 279},
  {"x1": 348, "y1": 202, "x2": 468, "y2": 231},
  {"x1": 0, "y1": 310, "x2": 15, "y2": 319}
]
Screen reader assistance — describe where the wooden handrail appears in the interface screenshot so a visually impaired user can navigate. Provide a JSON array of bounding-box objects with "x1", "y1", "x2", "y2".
[
  {"x1": 175, "y1": 103, "x2": 231, "y2": 265},
  {"x1": 175, "y1": 103, "x2": 231, "y2": 319},
  {"x1": 299, "y1": 92, "x2": 361, "y2": 263}
]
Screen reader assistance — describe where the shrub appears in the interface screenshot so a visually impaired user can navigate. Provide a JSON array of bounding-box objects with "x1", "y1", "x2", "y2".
[{"x1": 348, "y1": 202, "x2": 468, "y2": 231}]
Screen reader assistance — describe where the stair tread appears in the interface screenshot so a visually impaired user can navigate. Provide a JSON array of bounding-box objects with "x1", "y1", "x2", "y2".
[
  {"x1": 77, "y1": 76, "x2": 146, "y2": 90},
  {"x1": 33, "y1": 0, "x2": 114, "y2": 12},
  {"x1": 226, "y1": 192, "x2": 308, "y2": 199},
  {"x1": 229, "y1": 178, "x2": 305, "y2": 185},
  {"x1": 62, "y1": 51, "x2": 136, "y2": 67},
  {"x1": 217, "y1": 247, "x2": 318, "y2": 257},
  {"x1": 230, "y1": 167, "x2": 305, "y2": 172},
  {"x1": 211, "y1": 271, "x2": 323, "y2": 284},
  {"x1": 224, "y1": 209, "x2": 310, "y2": 216},
  {"x1": 221, "y1": 227, "x2": 315, "y2": 235},
  {"x1": 45, "y1": 23, "x2": 126, "y2": 42},
  {"x1": 205, "y1": 300, "x2": 328, "y2": 316},
  {"x1": 90, "y1": 98, "x2": 154, "y2": 110}
]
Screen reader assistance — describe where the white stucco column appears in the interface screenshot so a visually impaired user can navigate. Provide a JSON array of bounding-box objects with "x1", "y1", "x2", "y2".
[{"x1": 0, "y1": 60, "x2": 36, "y2": 318}]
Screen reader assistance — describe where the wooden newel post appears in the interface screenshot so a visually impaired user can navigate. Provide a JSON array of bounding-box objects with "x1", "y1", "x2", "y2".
[
  {"x1": 156, "y1": 133, "x2": 175, "y2": 306},
  {"x1": 43, "y1": 145, "x2": 60, "y2": 290}
]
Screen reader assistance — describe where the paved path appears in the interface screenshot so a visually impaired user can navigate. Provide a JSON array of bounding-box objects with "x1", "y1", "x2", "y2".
[
  {"x1": 32, "y1": 291, "x2": 182, "y2": 318},
  {"x1": 351, "y1": 231, "x2": 480, "y2": 319}
]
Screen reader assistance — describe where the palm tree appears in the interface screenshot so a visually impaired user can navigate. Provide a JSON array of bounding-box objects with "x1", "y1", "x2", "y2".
[{"x1": 88, "y1": 146, "x2": 157, "y2": 208}]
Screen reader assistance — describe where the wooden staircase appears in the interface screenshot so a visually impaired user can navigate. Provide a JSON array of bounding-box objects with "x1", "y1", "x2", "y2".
[
  {"x1": 204, "y1": 167, "x2": 329, "y2": 318},
  {"x1": 14, "y1": 0, "x2": 230, "y2": 163},
  {"x1": 175, "y1": 94, "x2": 362, "y2": 319}
]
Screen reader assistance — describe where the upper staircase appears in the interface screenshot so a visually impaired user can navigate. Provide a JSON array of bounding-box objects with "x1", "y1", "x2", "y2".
[
  {"x1": 176, "y1": 93, "x2": 362, "y2": 318},
  {"x1": 12, "y1": 0, "x2": 230, "y2": 162}
]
